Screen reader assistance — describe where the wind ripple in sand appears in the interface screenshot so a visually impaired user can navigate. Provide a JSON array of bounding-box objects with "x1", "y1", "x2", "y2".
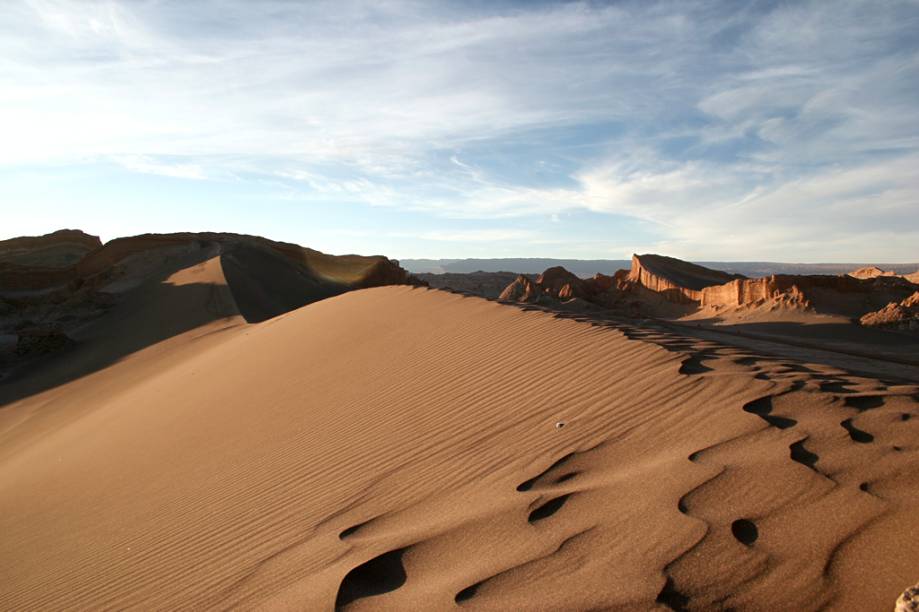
[{"x1": 1, "y1": 287, "x2": 918, "y2": 610}]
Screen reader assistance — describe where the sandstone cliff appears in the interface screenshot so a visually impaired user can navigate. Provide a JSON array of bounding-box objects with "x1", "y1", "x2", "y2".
[
  {"x1": 627, "y1": 254, "x2": 744, "y2": 303},
  {"x1": 700, "y1": 274, "x2": 917, "y2": 319}
]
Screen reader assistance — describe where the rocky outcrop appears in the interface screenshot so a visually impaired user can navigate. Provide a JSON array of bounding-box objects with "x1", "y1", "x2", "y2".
[
  {"x1": 499, "y1": 274, "x2": 541, "y2": 302},
  {"x1": 621, "y1": 253, "x2": 919, "y2": 319},
  {"x1": 628, "y1": 254, "x2": 744, "y2": 303},
  {"x1": 0, "y1": 230, "x2": 103, "y2": 291},
  {"x1": 860, "y1": 291, "x2": 919, "y2": 331},
  {"x1": 701, "y1": 274, "x2": 918, "y2": 318},
  {"x1": 0, "y1": 230, "x2": 421, "y2": 367},
  {"x1": 537, "y1": 266, "x2": 591, "y2": 299},
  {"x1": 700, "y1": 275, "x2": 811, "y2": 309},
  {"x1": 499, "y1": 266, "x2": 620, "y2": 305},
  {"x1": 0, "y1": 229, "x2": 101, "y2": 268},
  {"x1": 0, "y1": 231, "x2": 417, "y2": 294},
  {"x1": 848, "y1": 266, "x2": 897, "y2": 279}
]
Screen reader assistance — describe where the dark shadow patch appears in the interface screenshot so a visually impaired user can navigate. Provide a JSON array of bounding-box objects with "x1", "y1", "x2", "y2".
[
  {"x1": 335, "y1": 548, "x2": 408, "y2": 609},
  {"x1": 455, "y1": 581, "x2": 481, "y2": 604},
  {"x1": 528, "y1": 494, "x2": 571, "y2": 523},
  {"x1": 893, "y1": 445, "x2": 903, "y2": 452},
  {"x1": 517, "y1": 453, "x2": 575, "y2": 492},
  {"x1": 679, "y1": 353, "x2": 712, "y2": 375},
  {"x1": 754, "y1": 373, "x2": 769, "y2": 380},
  {"x1": 902, "y1": 413, "x2": 912, "y2": 422},
  {"x1": 790, "y1": 439, "x2": 819, "y2": 470},
  {"x1": 554, "y1": 471, "x2": 579, "y2": 484},
  {"x1": 841, "y1": 418, "x2": 874, "y2": 443},
  {"x1": 221, "y1": 242, "x2": 349, "y2": 324},
  {"x1": 859, "y1": 482, "x2": 870, "y2": 493},
  {"x1": 731, "y1": 519, "x2": 758, "y2": 545},
  {"x1": 820, "y1": 381, "x2": 855, "y2": 393},
  {"x1": 656, "y1": 576, "x2": 689, "y2": 612},
  {"x1": 339, "y1": 521, "x2": 370, "y2": 540},
  {"x1": 743, "y1": 396, "x2": 797, "y2": 429},
  {"x1": 844, "y1": 395, "x2": 885, "y2": 411},
  {"x1": 735, "y1": 356, "x2": 758, "y2": 366}
]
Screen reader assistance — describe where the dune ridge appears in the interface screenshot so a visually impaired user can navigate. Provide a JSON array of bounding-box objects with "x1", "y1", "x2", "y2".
[{"x1": 1, "y1": 283, "x2": 917, "y2": 610}]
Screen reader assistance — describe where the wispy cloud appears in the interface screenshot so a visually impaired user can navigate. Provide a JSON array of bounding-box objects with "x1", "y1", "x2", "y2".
[{"x1": 1, "y1": 0, "x2": 917, "y2": 259}]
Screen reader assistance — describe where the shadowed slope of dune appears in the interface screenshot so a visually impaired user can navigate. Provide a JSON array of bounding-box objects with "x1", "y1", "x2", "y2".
[
  {"x1": 0, "y1": 248, "x2": 241, "y2": 406},
  {"x1": 0, "y1": 287, "x2": 917, "y2": 610}
]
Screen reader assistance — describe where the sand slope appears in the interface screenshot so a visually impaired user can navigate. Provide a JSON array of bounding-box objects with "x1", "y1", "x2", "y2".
[{"x1": 1, "y1": 286, "x2": 918, "y2": 610}]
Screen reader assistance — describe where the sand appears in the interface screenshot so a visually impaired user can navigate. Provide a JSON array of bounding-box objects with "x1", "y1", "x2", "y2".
[{"x1": 2, "y1": 263, "x2": 919, "y2": 609}]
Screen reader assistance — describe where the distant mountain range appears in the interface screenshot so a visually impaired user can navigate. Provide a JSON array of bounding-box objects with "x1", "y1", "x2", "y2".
[{"x1": 402, "y1": 258, "x2": 919, "y2": 278}]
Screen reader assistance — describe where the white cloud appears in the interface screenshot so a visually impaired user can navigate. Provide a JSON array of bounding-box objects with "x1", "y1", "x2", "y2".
[
  {"x1": 112, "y1": 155, "x2": 206, "y2": 180},
  {"x1": 1, "y1": 0, "x2": 917, "y2": 259}
]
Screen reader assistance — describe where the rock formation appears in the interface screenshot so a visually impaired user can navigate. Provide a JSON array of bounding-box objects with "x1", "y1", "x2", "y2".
[
  {"x1": 860, "y1": 291, "x2": 919, "y2": 331},
  {"x1": 0, "y1": 230, "x2": 421, "y2": 367},
  {"x1": 618, "y1": 253, "x2": 918, "y2": 320},
  {"x1": 628, "y1": 254, "x2": 745, "y2": 303},
  {"x1": 499, "y1": 266, "x2": 621, "y2": 306},
  {"x1": 0, "y1": 229, "x2": 101, "y2": 268},
  {"x1": 848, "y1": 266, "x2": 897, "y2": 279},
  {"x1": 0, "y1": 230, "x2": 417, "y2": 294}
]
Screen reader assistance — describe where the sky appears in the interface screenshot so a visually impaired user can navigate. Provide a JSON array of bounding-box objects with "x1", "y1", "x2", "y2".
[{"x1": 1, "y1": 0, "x2": 918, "y2": 261}]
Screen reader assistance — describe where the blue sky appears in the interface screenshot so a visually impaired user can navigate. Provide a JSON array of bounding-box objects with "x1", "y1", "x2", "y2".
[{"x1": 1, "y1": 0, "x2": 918, "y2": 261}]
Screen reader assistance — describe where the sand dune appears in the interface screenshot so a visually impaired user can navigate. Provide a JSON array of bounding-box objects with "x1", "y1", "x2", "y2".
[
  {"x1": 0, "y1": 232, "x2": 419, "y2": 405},
  {"x1": 2, "y1": 279, "x2": 918, "y2": 610}
]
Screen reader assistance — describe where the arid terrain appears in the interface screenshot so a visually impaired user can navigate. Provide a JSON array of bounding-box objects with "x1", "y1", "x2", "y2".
[{"x1": 1, "y1": 231, "x2": 918, "y2": 610}]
